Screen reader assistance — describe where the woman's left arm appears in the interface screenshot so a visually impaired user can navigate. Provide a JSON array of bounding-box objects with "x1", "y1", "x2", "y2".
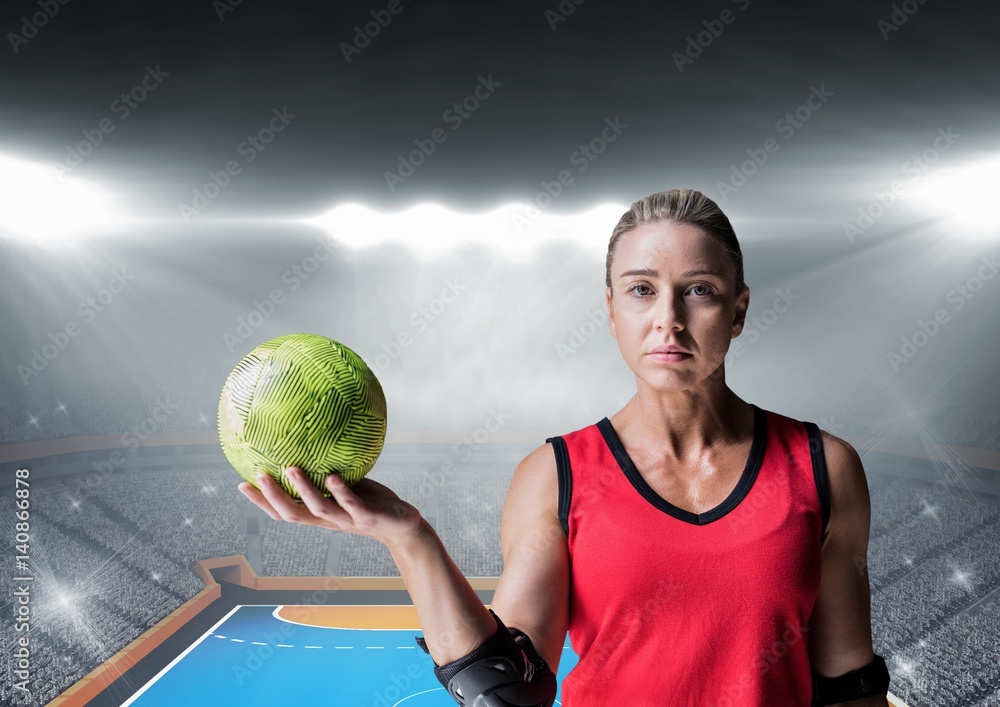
[{"x1": 807, "y1": 431, "x2": 891, "y2": 707}]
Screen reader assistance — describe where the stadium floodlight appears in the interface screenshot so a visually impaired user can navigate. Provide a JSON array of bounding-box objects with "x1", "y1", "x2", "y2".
[
  {"x1": 909, "y1": 155, "x2": 1000, "y2": 237},
  {"x1": 301, "y1": 201, "x2": 625, "y2": 257},
  {"x1": 0, "y1": 153, "x2": 121, "y2": 246}
]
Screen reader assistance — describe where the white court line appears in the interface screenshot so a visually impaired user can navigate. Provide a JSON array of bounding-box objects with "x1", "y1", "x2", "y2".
[
  {"x1": 121, "y1": 604, "x2": 243, "y2": 706},
  {"x1": 270, "y1": 603, "x2": 441, "y2": 630}
]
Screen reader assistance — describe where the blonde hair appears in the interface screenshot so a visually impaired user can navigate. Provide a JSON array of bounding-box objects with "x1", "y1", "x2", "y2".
[{"x1": 605, "y1": 188, "x2": 746, "y2": 295}]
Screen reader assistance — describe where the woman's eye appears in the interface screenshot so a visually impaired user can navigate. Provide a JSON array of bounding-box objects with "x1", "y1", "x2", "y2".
[
  {"x1": 627, "y1": 283, "x2": 653, "y2": 296},
  {"x1": 690, "y1": 284, "x2": 713, "y2": 296}
]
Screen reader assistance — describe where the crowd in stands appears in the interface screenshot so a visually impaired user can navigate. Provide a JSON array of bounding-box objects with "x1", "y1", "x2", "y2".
[
  {"x1": 31, "y1": 477, "x2": 205, "y2": 598},
  {"x1": 438, "y1": 467, "x2": 508, "y2": 578},
  {"x1": 866, "y1": 479, "x2": 1000, "y2": 706},
  {"x1": 882, "y1": 574, "x2": 1000, "y2": 706},
  {"x1": 101, "y1": 467, "x2": 246, "y2": 571},
  {"x1": 261, "y1": 520, "x2": 333, "y2": 577},
  {"x1": 867, "y1": 485, "x2": 999, "y2": 589},
  {"x1": 0, "y1": 500, "x2": 181, "y2": 705}
]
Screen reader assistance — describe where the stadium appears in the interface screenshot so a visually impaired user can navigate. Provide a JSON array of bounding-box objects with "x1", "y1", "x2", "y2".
[{"x1": 2, "y1": 1, "x2": 999, "y2": 705}]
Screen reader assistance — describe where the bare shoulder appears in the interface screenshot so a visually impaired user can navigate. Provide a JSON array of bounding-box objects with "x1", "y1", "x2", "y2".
[
  {"x1": 817, "y1": 429, "x2": 871, "y2": 537},
  {"x1": 490, "y1": 441, "x2": 569, "y2": 671},
  {"x1": 501, "y1": 442, "x2": 562, "y2": 536}
]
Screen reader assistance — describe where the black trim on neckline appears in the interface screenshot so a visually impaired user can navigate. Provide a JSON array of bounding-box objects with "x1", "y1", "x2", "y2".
[{"x1": 596, "y1": 404, "x2": 768, "y2": 526}]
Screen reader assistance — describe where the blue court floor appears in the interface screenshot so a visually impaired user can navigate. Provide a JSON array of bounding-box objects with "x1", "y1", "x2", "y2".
[{"x1": 123, "y1": 605, "x2": 578, "y2": 706}]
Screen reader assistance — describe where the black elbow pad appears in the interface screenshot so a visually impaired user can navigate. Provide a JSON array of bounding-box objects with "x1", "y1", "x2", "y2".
[{"x1": 414, "y1": 609, "x2": 557, "y2": 706}]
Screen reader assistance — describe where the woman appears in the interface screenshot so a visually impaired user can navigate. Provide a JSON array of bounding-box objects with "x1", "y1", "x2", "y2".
[{"x1": 238, "y1": 188, "x2": 891, "y2": 706}]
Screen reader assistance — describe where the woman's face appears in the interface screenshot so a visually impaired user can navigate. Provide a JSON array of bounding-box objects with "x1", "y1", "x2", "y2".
[{"x1": 605, "y1": 220, "x2": 750, "y2": 391}]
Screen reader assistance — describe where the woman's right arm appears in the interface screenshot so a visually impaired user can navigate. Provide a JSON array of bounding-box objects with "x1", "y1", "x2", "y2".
[
  {"x1": 488, "y1": 441, "x2": 571, "y2": 674},
  {"x1": 387, "y1": 441, "x2": 570, "y2": 671},
  {"x1": 387, "y1": 517, "x2": 499, "y2": 665}
]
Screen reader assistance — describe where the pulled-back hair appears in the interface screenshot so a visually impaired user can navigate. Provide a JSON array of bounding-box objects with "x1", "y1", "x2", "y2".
[{"x1": 606, "y1": 188, "x2": 746, "y2": 295}]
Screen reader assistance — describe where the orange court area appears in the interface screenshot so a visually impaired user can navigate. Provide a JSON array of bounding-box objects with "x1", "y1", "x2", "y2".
[{"x1": 275, "y1": 603, "x2": 493, "y2": 630}]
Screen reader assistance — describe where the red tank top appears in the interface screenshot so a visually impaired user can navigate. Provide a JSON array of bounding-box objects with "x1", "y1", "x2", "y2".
[{"x1": 545, "y1": 404, "x2": 830, "y2": 707}]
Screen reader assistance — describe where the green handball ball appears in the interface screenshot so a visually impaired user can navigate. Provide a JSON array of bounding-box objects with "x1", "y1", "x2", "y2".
[{"x1": 218, "y1": 333, "x2": 387, "y2": 499}]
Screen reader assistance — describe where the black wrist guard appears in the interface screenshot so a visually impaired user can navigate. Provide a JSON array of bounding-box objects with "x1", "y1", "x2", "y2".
[{"x1": 812, "y1": 653, "x2": 890, "y2": 705}]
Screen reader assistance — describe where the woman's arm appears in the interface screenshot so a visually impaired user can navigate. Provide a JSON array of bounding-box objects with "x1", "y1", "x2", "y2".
[
  {"x1": 488, "y1": 441, "x2": 570, "y2": 674},
  {"x1": 807, "y1": 431, "x2": 891, "y2": 707},
  {"x1": 388, "y1": 440, "x2": 570, "y2": 671},
  {"x1": 387, "y1": 518, "x2": 499, "y2": 665}
]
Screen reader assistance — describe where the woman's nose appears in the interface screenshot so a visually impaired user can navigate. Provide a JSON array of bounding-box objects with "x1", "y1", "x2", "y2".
[{"x1": 655, "y1": 292, "x2": 685, "y2": 330}]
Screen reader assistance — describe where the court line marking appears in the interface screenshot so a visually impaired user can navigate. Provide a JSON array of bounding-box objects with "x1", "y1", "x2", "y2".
[{"x1": 121, "y1": 604, "x2": 243, "y2": 706}]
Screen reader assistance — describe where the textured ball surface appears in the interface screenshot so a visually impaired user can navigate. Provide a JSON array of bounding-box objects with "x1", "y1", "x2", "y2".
[{"x1": 218, "y1": 333, "x2": 386, "y2": 499}]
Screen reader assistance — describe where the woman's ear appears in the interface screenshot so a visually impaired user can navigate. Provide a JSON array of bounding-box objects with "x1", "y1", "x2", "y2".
[
  {"x1": 605, "y1": 286, "x2": 615, "y2": 337},
  {"x1": 732, "y1": 285, "x2": 750, "y2": 338}
]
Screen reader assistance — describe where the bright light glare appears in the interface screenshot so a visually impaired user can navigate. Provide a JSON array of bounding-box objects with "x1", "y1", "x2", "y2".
[
  {"x1": 910, "y1": 156, "x2": 1000, "y2": 236},
  {"x1": 0, "y1": 154, "x2": 121, "y2": 246},
  {"x1": 302, "y1": 201, "x2": 627, "y2": 255}
]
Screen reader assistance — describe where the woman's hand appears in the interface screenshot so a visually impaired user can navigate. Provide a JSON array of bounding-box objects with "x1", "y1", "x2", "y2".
[{"x1": 238, "y1": 467, "x2": 425, "y2": 550}]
